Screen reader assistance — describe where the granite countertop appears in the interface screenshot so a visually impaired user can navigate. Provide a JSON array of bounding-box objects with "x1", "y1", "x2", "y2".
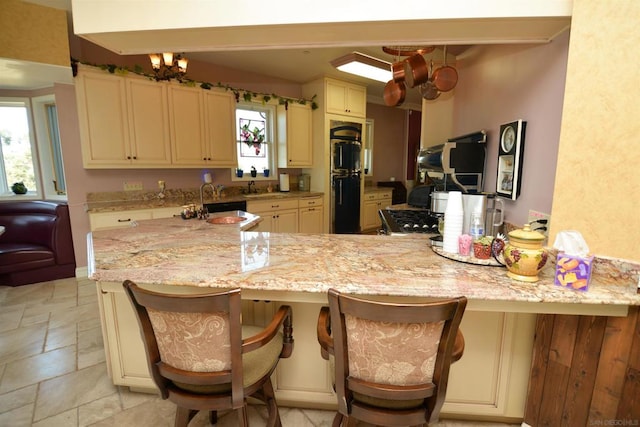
[
  {"x1": 88, "y1": 216, "x2": 640, "y2": 310},
  {"x1": 86, "y1": 190, "x2": 324, "y2": 213}
]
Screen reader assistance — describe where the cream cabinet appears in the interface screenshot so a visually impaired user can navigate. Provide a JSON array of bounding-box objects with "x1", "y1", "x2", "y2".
[
  {"x1": 75, "y1": 69, "x2": 132, "y2": 167},
  {"x1": 325, "y1": 78, "x2": 367, "y2": 118},
  {"x1": 277, "y1": 103, "x2": 313, "y2": 167},
  {"x1": 89, "y1": 207, "x2": 181, "y2": 231},
  {"x1": 167, "y1": 86, "x2": 237, "y2": 167},
  {"x1": 361, "y1": 189, "x2": 392, "y2": 231},
  {"x1": 298, "y1": 196, "x2": 324, "y2": 234},
  {"x1": 76, "y1": 68, "x2": 172, "y2": 168},
  {"x1": 125, "y1": 78, "x2": 172, "y2": 166},
  {"x1": 167, "y1": 85, "x2": 205, "y2": 166},
  {"x1": 247, "y1": 199, "x2": 299, "y2": 233},
  {"x1": 202, "y1": 90, "x2": 237, "y2": 167},
  {"x1": 76, "y1": 65, "x2": 235, "y2": 169}
]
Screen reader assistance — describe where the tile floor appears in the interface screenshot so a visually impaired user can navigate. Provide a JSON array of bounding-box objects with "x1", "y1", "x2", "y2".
[{"x1": 0, "y1": 277, "x2": 521, "y2": 427}]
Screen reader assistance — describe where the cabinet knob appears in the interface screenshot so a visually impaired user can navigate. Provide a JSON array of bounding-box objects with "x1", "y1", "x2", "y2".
[
  {"x1": 127, "y1": 156, "x2": 131, "y2": 159},
  {"x1": 133, "y1": 156, "x2": 137, "y2": 160}
]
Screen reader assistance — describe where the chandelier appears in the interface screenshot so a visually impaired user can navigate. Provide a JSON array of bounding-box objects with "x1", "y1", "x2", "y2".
[{"x1": 148, "y1": 52, "x2": 188, "y2": 81}]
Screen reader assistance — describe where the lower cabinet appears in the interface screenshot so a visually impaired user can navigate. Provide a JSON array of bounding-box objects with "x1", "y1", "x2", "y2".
[
  {"x1": 361, "y1": 189, "x2": 392, "y2": 232},
  {"x1": 89, "y1": 207, "x2": 181, "y2": 231},
  {"x1": 95, "y1": 281, "x2": 535, "y2": 420},
  {"x1": 247, "y1": 199, "x2": 299, "y2": 233},
  {"x1": 298, "y1": 196, "x2": 324, "y2": 234}
]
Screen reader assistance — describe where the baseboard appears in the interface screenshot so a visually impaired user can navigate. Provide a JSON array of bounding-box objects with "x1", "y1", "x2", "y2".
[{"x1": 75, "y1": 266, "x2": 89, "y2": 279}]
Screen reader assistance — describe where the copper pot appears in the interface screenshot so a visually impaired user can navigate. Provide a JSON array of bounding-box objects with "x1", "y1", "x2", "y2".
[
  {"x1": 383, "y1": 79, "x2": 406, "y2": 107},
  {"x1": 391, "y1": 60, "x2": 405, "y2": 83},
  {"x1": 403, "y1": 54, "x2": 429, "y2": 88},
  {"x1": 432, "y1": 46, "x2": 459, "y2": 92}
]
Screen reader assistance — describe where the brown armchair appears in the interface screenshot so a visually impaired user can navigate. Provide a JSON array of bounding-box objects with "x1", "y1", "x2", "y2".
[
  {"x1": 317, "y1": 289, "x2": 466, "y2": 427},
  {"x1": 123, "y1": 280, "x2": 294, "y2": 427}
]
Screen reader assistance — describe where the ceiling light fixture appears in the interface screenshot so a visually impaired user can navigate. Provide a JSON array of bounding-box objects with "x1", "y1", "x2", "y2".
[
  {"x1": 149, "y1": 52, "x2": 189, "y2": 81},
  {"x1": 330, "y1": 52, "x2": 391, "y2": 83}
]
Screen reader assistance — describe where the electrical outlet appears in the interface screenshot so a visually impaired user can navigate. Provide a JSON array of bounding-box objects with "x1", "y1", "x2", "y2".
[
  {"x1": 123, "y1": 181, "x2": 143, "y2": 191},
  {"x1": 527, "y1": 210, "x2": 551, "y2": 238}
]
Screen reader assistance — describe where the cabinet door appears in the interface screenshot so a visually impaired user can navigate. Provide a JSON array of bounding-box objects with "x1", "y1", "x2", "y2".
[
  {"x1": 326, "y1": 79, "x2": 366, "y2": 118},
  {"x1": 126, "y1": 79, "x2": 172, "y2": 165},
  {"x1": 275, "y1": 209, "x2": 299, "y2": 233},
  {"x1": 203, "y1": 91, "x2": 237, "y2": 167},
  {"x1": 76, "y1": 70, "x2": 131, "y2": 167},
  {"x1": 89, "y1": 210, "x2": 153, "y2": 231},
  {"x1": 168, "y1": 85, "x2": 206, "y2": 166},
  {"x1": 278, "y1": 103, "x2": 312, "y2": 167},
  {"x1": 299, "y1": 206, "x2": 323, "y2": 233},
  {"x1": 252, "y1": 213, "x2": 273, "y2": 232},
  {"x1": 362, "y1": 200, "x2": 381, "y2": 231},
  {"x1": 346, "y1": 84, "x2": 366, "y2": 117}
]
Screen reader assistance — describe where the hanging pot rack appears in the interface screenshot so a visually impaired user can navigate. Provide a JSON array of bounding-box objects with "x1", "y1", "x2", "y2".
[{"x1": 382, "y1": 45, "x2": 457, "y2": 107}]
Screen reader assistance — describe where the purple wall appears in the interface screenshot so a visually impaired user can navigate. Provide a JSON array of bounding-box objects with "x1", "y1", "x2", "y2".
[{"x1": 452, "y1": 30, "x2": 570, "y2": 226}]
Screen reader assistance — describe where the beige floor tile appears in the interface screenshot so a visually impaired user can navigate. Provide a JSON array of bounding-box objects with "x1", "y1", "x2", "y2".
[
  {"x1": 77, "y1": 315, "x2": 101, "y2": 333},
  {"x1": 45, "y1": 322, "x2": 77, "y2": 352},
  {"x1": 0, "y1": 303, "x2": 25, "y2": 333},
  {"x1": 0, "y1": 323, "x2": 47, "y2": 365},
  {"x1": 77, "y1": 326, "x2": 105, "y2": 369},
  {"x1": 52, "y1": 279, "x2": 78, "y2": 300},
  {"x1": 89, "y1": 398, "x2": 175, "y2": 427},
  {"x1": 77, "y1": 392, "x2": 122, "y2": 427},
  {"x1": 34, "y1": 363, "x2": 117, "y2": 422},
  {"x1": 20, "y1": 310, "x2": 51, "y2": 327},
  {"x1": 0, "y1": 384, "x2": 37, "y2": 414},
  {"x1": 298, "y1": 407, "x2": 337, "y2": 426},
  {"x1": 0, "y1": 403, "x2": 35, "y2": 427},
  {"x1": 118, "y1": 387, "x2": 159, "y2": 410},
  {"x1": 31, "y1": 408, "x2": 78, "y2": 427},
  {"x1": 2, "y1": 282, "x2": 53, "y2": 306},
  {"x1": 0, "y1": 346, "x2": 76, "y2": 394},
  {"x1": 22, "y1": 299, "x2": 77, "y2": 322},
  {"x1": 49, "y1": 302, "x2": 99, "y2": 330}
]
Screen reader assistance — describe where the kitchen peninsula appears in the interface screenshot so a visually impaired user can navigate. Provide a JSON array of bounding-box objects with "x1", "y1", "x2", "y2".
[{"x1": 89, "y1": 215, "x2": 640, "y2": 422}]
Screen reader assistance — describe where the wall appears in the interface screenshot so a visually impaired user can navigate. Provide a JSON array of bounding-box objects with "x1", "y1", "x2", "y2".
[
  {"x1": 550, "y1": 0, "x2": 640, "y2": 260},
  {"x1": 0, "y1": 0, "x2": 69, "y2": 67},
  {"x1": 366, "y1": 103, "x2": 407, "y2": 183},
  {"x1": 451, "y1": 30, "x2": 570, "y2": 227}
]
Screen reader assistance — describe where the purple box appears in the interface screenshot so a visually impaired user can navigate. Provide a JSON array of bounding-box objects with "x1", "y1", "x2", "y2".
[{"x1": 554, "y1": 252, "x2": 594, "y2": 291}]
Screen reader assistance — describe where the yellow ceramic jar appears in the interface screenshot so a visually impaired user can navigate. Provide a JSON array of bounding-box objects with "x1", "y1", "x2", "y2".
[{"x1": 503, "y1": 223, "x2": 549, "y2": 282}]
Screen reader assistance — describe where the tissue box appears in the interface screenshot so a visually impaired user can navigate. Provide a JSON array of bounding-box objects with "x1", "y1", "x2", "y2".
[{"x1": 554, "y1": 252, "x2": 594, "y2": 291}]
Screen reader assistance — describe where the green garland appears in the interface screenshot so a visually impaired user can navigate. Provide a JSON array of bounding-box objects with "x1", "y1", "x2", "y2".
[{"x1": 71, "y1": 59, "x2": 318, "y2": 110}]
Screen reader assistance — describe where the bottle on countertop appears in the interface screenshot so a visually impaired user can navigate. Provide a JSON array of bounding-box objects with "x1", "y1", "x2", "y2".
[{"x1": 469, "y1": 211, "x2": 485, "y2": 241}]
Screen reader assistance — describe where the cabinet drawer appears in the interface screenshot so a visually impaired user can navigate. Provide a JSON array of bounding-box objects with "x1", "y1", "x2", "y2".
[
  {"x1": 247, "y1": 199, "x2": 299, "y2": 212},
  {"x1": 298, "y1": 196, "x2": 323, "y2": 208},
  {"x1": 90, "y1": 210, "x2": 153, "y2": 231}
]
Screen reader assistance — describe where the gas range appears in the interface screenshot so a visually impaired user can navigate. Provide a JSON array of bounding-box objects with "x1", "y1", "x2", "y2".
[{"x1": 379, "y1": 208, "x2": 440, "y2": 236}]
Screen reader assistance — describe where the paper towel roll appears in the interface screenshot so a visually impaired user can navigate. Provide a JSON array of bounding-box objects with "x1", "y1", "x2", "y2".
[{"x1": 279, "y1": 173, "x2": 290, "y2": 192}]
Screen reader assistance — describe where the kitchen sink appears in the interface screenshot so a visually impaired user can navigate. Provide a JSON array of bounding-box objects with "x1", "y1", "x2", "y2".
[{"x1": 207, "y1": 216, "x2": 247, "y2": 224}]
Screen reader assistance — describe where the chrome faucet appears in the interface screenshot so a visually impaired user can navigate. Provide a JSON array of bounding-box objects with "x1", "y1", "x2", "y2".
[
  {"x1": 199, "y1": 182, "x2": 216, "y2": 208},
  {"x1": 247, "y1": 180, "x2": 257, "y2": 194}
]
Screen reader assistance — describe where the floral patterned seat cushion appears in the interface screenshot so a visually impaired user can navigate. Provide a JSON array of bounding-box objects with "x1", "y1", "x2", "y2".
[
  {"x1": 147, "y1": 310, "x2": 283, "y2": 394},
  {"x1": 344, "y1": 314, "x2": 444, "y2": 409}
]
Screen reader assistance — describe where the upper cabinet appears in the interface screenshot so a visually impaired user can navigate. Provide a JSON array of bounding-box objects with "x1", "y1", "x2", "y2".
[
  {"x1": 168, "y1": 85, "x2": 237, "y2": 167},
  {"x1": 277, "y1": 103, "x2": 313, "y2": 167},
  {"x1": 125, "y1": 78, "x2": 172, "y2": 166},
  {"x1": 202, "y1": 90, "x2": 237, "y2": 167},
  {"x1": 75, "y1": 65, "x2": 236, "y2": 169},
  {"x1": 325, "y1": 78, "x2": 367, "y2": 118}
]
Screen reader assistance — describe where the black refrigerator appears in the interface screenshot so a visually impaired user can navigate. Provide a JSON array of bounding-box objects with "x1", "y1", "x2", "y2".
[{"x1": 330, "y1": 122, "x2": 362, "y2": 234}]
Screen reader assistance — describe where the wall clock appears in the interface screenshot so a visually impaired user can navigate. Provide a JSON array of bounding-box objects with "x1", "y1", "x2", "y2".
[{"x1": 496, "y1": 119, "x2": 526, "y2": 200}]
